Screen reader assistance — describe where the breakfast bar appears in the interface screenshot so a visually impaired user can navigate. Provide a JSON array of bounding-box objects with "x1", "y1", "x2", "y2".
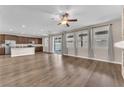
[
  {"x1": 11, "y1": 47, "x2": 35, "y2": 57},
  {"x1": 114, "y1": 41, "x2": 124, "y2": 79}
]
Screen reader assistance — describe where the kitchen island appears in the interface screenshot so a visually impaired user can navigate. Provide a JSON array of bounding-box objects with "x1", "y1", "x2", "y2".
[
  {"x1": 11, "y1": 47, "x2": 35, "y2": 57},
  {"x1": 114, "y1": 41, "x2": 124, "y2": 79}
]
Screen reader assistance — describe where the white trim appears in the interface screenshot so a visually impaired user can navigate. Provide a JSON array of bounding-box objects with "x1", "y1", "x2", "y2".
[
  {"x1": 43, "y1": 51, "x2": 121, "y2": 65},
  {"x1": 122, "y1": 8, "x2": 124, "y2": 79},
  {"x1": 63, "y1": 54, "x2": 121, "y2": 65}
]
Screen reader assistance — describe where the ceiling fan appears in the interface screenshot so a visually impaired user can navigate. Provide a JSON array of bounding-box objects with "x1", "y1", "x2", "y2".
[{"x1": 57, "y1": 13, "x2": 78, "y2": 27}]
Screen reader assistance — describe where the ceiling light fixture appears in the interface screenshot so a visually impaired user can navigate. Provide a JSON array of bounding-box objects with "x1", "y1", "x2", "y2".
[
  {"x1": 57, "y1": 13, "x2": 78, "y2": 27},
  {"x1": 9, "y1": 28, "x2": 13, "y2": 31},
  {"x1": 22, "y1": 25, "x2": 26, "y2": 28},
  {"x1": 61, "y1": 20, "x2": 67, "y2": 25}
]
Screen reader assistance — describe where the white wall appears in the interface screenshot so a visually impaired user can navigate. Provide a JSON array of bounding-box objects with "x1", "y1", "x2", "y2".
[{"x1": 111, "y1": 19, "x2": 122, "y2": 63}]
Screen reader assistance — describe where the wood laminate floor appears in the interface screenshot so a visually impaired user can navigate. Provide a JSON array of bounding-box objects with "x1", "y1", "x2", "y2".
[{"x1": 0, "y1": 53, "x2": 124, "y2": 87}]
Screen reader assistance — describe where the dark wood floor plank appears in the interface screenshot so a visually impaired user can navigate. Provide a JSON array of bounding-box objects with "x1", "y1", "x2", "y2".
[{"x1": 0, "y1": 53, "x2": 124, "y2": 87}]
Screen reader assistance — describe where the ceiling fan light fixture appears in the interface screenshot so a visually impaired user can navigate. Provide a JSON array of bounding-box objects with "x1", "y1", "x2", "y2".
[
  {"x1": 61, "y1": 20, "x2": 67, "y2": 25},
  {"x1": 55, "y1": 12, "x2": 78, "y2": 27}
]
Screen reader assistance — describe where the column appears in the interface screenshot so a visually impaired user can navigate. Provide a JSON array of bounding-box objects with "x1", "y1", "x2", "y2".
[
  {"x1": 88, "y1": 28, "x2": 94, "y2": 58},
  {"x1": 74, "y1": 32, "x2": 77, "y2": 56},
  {"x1": 62, "y1": 32, "x2": 67, "y2": 55},
  {"x1": 108, "y1": 24, "x2": 115, "y2": 61},
  {"x1": 48, "y1": 35, "x2": 51, "y2": 53}
]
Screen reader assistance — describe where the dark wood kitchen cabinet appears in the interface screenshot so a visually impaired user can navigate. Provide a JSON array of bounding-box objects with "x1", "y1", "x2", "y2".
[
  {"x1": 38, "y1": 38, "x2": 42, "y2": 44},
  {"x1": 4, "y1": 35, "x2": 17, "y2": 41},
  {"x1": 0, "y1": 34, "x2": 43, "y2": 55},
  {"x1": 0, "y1": 35, "x2": 5, "y2": 55},
  {"x1": 0, "y1": 48, "x2": 5, "y2": 55},
  {"x1": 0, "y1": 34, "x2": 5, "y2": 43}
]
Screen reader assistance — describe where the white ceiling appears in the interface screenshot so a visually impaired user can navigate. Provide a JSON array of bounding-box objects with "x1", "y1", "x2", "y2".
[{"x1": 0, "y1": 5, "x2": 123, "y2": 37}]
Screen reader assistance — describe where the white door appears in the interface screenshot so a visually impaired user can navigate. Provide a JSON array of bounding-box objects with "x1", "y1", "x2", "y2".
[
  {"x1": 66, "y1": 33, "x2": 75, "y2": 56},
  {"x1": 93, "y1": 26, "x2": 109, "y2": 60},
  {"x1": 76, "y1": 30, "x2": 89, "y2": 57}
]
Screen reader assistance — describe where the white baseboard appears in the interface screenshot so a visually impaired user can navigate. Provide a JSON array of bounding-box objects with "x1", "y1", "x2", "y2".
[
  {"x1": 43, "y1": 52, "x2": 121, "y2": 65},
  {"x1": 63, "y1": 54, "x2": 121, "y2": 65}
]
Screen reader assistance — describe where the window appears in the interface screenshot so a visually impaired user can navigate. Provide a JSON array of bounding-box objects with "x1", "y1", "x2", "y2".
[
  {"x1": 94, "y1": 30, "x2": 108, "y2": 48},
  {"x1": 54, "y1": 36, "x2": 62, "y2": 54},
  {"x1": 66, "y1": 34, "x2": 74, "y2": 48},
  {"x1": 79, "y1": 33, "x2": 88, "y2": 47}
]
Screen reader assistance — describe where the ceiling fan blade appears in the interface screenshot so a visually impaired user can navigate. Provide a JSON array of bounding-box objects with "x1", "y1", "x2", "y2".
[
  {"x1": 66, "y1": 23, "x2": 70, "y2": 27},
  {"x1": 57, "y1": 23, "x2": 61, "y2": 25},
  {"x1": 67, "y1": 19, "x2": 78, "y2": 22}
]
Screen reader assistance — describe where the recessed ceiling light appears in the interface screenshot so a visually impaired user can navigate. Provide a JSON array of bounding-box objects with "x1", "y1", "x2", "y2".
[
  {"x1": 22, "y1": 25, "x2": 26, "y2": 28},
  {"x1": 9, "y1": 28, "x2": 13, "y2": 31}
]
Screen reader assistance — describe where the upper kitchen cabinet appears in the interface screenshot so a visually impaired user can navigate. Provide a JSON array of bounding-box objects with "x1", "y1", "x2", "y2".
[
  {"x1": 38, "y1": 38, "x2": 42, "y2": 44},
  {"x1": 4, "y1": 35, "x2": 18, "y2": 41},
  {"x1": 0, "y1": 34, "x2": 5, "y2": 55},
  {"x1": 0, "y1": 34, "x2": 5, "y2": 43},
  {"x1": 17, "y1": 36, "x2": 28, "y2": 44}
]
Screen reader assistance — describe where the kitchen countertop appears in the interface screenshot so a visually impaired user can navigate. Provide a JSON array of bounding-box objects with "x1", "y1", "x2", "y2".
[
  {"x1": 11, "y1": 47, "x2": 35, "y2": 57},
  {"x1": 114, "y1": 41, "x2": 124, "y2": 49}
]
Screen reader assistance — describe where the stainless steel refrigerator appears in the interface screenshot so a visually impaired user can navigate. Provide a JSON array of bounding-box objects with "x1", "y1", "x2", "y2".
[{"x1": 5, "y1": 40, "x2": 16, "y2": 55}]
